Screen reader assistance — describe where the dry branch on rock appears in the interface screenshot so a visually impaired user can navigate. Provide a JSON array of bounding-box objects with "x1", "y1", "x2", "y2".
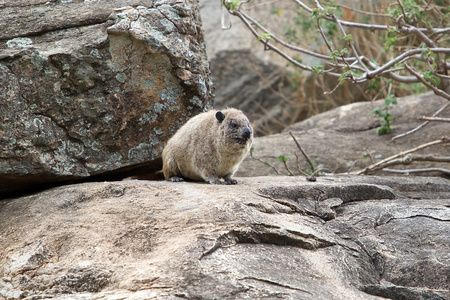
[{"x1": 357, "y1": 137, "x2": 450, "y2": 176}]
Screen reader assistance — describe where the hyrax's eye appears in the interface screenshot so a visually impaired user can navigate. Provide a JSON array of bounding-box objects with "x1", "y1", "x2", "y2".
[{"x1": 230, "y1": 123, "x2": 239, "y2": 129}]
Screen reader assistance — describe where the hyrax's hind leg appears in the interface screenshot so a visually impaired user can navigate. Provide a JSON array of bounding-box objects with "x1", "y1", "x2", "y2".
[{"x1": 163, "y1": 156, "x2": 184, "y2": 182}]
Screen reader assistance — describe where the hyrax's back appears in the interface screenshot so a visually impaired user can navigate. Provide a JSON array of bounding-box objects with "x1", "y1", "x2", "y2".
[{"x1": 162, "y1": 108, "x2": 253, "y2": 185}]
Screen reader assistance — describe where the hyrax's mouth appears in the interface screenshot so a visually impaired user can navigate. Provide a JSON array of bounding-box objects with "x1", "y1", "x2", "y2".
[
  {"x1": 234, "y1": 137, "x2": 249, "y2": 145},
  {"x1": 231, "y1": 126, "x2": 252, "y2": 145}
]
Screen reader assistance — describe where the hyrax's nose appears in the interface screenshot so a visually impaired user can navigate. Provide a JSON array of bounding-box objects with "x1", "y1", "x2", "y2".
[{"x1": 242, "y1": 127, "x2": 252, "y2": 139}]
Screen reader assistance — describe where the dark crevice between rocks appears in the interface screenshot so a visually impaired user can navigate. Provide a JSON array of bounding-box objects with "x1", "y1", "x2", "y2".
[
  {"x1": 239, "y1": 277, "x2": 313, "y2": 295},
  {"x1": 0, "y1": 0, "x2": 56, "y2": 9},
  {"x1": 376, "y1": 215, "x2": 450, "y2": 227},
  {"x1": 360, "y1": 282, "x2": 449, "y2": 300},
  {"x1": 200, "y1": 224, "x2": 335, "y2": 259},
  {"x1": 353, "y1": 239, "x2": 386, "y2": 279},
  {"x1": 0, "y1": 18, "x2": 114, "y2": 42},
  {"x1": 0, "y1": 159, "x2": 163, "y2": 201}
]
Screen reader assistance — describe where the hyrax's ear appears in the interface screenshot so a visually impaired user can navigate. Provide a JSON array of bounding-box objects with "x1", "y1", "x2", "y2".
[{"x1": 216, "y1": 111, "x2": 225, "y2": 123}]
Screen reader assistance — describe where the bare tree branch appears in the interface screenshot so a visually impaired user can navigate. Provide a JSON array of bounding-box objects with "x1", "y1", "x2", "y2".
[
  {"x1": 289, "y1": 131, "x2": 316, "y2": 174},
  {"x1": 336, "y1": 3, "x2": 391, "y2": 17},
  {"x1": 291, "y1": 0, "x2": 450, "y2": 33},
  {"x1": 374, "y1": 154, "x2": 450, "y2": 168},
  {"x1": 392, "y1": 102, "x2": 450, "y2": 140},
  {"x1": 403, "y1": 64, "x2": 450, "y2": 101},
  {"x1": 231, "y1": 10, "x2": 315, "y2": 73},
  {"x1": 419, "y1": 116, "x2": 450, "y2": 122},
  {"x1": 228, "y1": 0, "x2": 450, "y2": 89},
  {"x1": 237, "y1": 10, "x2": 343, "y2": 62},
  {"x1": 357, "y1": 137, "x2": 449, "y2": 175},
  {"x1": 250, "y1": 149, "x2": 280, "y2": 175},
  {"x1": 382, "y1": 168, "x2": 450, "y2": 176},
  {"x1": 366, "y1": 48, "x2": 450, "y2": 80}
]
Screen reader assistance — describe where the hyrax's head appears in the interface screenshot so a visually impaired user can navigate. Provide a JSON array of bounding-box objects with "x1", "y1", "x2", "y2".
[{"x1": 216, "y1": 109, "x2": 253, "y2": 150}]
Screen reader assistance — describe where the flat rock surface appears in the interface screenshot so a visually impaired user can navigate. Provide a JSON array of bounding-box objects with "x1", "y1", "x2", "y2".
[{"x1": 1, "y1": 175, "x2": 449, "y2": 299}]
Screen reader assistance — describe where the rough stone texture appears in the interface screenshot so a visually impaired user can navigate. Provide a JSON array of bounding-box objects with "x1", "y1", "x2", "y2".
[
  {"x1": 238, "y1": 92, "x2": 450, "y2": 177},
  {"x1": 0, "y1": 0, "x2": 213, "y2": 195},
  {"x1": 0, "y1": 175, "x2": 449, "y2": 299}
]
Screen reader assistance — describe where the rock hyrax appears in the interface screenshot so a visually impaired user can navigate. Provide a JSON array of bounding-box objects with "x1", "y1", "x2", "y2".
[{"x1": 162, "y1": 108, "x2": 253, "y2": 184}]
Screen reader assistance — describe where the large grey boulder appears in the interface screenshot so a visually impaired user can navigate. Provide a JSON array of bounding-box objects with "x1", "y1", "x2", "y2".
[
  {"x1": 0, "y1": 176, "x2": 449, "y2": 299},
  {"x1": 0, "y1": 0, "x2": 213, "y2": 195}
]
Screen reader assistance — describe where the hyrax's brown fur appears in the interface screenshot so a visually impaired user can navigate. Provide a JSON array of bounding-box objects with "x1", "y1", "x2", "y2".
[{"x1": 162, "y1": 108, "x2": 253, "y2": 184}]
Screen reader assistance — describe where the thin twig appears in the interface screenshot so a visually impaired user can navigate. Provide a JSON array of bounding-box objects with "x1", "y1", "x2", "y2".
[
  {"x1": 250, "y1": 150, "x2": 280, "y2": 175},
  {"x1": 335, "y1": 3, "x2": 391, "y2": 17},
  {"x1": 233, "y1": 10, "x2": 316, "y2": 73},
  {"x1": 294, "y1": 152, "x2": 310, "y2": 176},
  {"x1": 331, "y1": 14, "x2": 369, "y2": 71},
  {"x1": 392, "y1": 101, "x2": 450, "y2": 140},
  {"x1": 288, "y1": 131, "x2": 316, "y2": 173},
  {"x1": 419, "y1": 116, "x2": 450, "y2": 122},
  {"x1": 291, "y1": 0, "x2": 450, "y2": 34},
  {"x1": 375, "y1": 154, "x2": 450, "y2": 168},
  {"x1": 397, "y1": 0, "x2": 408, "y2": 24},
  {"x1": 382, "y1": 168, "x2": 450, "y2": 176},
  {"x1": 412, "y1": 155, "x2": 450, "y2": 162},
  {"x1": 357, "y1": 137, "x2": 449, "y2": 175},
  {"x1": 282, "y1": 160, "x2": 295, "y2": 176},
  {"x1": 366, "y1": 48, "x2": 450, "y2": 81},
  {"x1": 404, "y1": 64, "x2": 450, "y2": 101},
  {"x1": 238, "y1": 11, "x2": 355, "y2": 63}
]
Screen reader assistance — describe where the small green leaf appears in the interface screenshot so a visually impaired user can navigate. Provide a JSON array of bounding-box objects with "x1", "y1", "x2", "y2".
[
  {"x1": 312, "y1": 65, "x2": 324, "y2": 74},
  {"x1": 377, "y1": 126, "x2": 392, "y2": 135},
  {"x1": 225, "y1": 0, "x2": 241, "y2": 11},
  {"x1": 386, "y1": 114, "x2": 393, "y2": 121},
  {"x1": 340, "y1": 48, "x2": 349, "y2": 55},
  {"x1": 271, "y1": 7, "x2": 282, "y2": 15},
  {"x1": 257, "y1": 33, "x2": 273, "y2": 42},
  {"x1": 312, "y1": 8, "x2": 320, "y2": 19},
  {"x1": 277, "y1": 155, "x2": 290, "y2": 163},
  {"x1": 384, "y1": 28, "x2": 398, "y2": 50},
  {"x1": 423, "y1": 71, "x2": 440, "y2": 86},
  {"x1": 343, "y1": 34, "x2": 353, "y2": 41},
  {"x1": 422, "y1": 48, "x2": 437, "y2": 60},
  {"x1": 330, "y1": 50, "x2": 339, "y2": 58}
]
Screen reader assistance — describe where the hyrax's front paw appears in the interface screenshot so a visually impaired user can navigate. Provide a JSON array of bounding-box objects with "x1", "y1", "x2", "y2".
[
  {"x1": 225, "y1": 179, "x2": 238, "y2": 185},
  {"x1": 169, "y1": 176, "x2": 185, "y2": 182},
  {"x1": 224, "y1": 175, "x2": 238, "y2": 185}
]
